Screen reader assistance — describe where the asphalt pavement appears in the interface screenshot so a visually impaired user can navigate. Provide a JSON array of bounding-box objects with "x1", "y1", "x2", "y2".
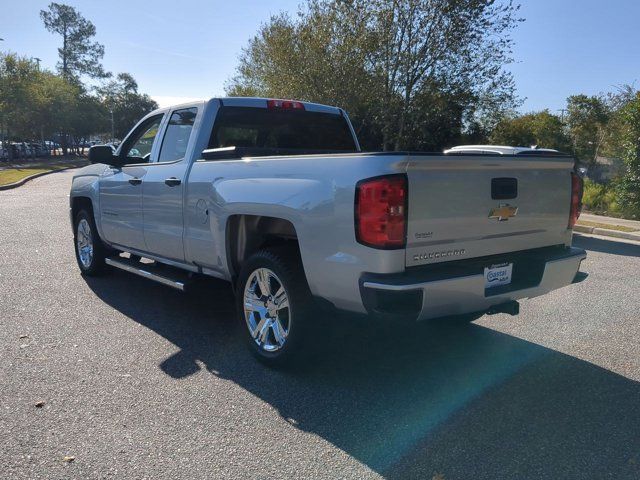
[{"x1": 1, "y1": 170, "x2": 639, "y2": 479}]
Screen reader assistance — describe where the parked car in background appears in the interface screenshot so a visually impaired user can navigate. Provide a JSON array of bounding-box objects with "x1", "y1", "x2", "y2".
[
  {"x1": 18, "y1": 143, "x2": 31, "y2": 157},
  {"x1": 29, "y1": 143, "x2": 42, "y2": 157},
  {"x1": 9, "y1": 143, "x2": 25, "y2": 158},
  {"x1": 44, "y1": 140, "x2": 60, "y2": 150},
  {"x1": 0, "y1": 141, "x2": 55, "y2": 159}
]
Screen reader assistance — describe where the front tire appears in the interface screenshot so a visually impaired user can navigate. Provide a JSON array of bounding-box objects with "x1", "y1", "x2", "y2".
[
  {"x1": 74, "y1": 209, "x2": 108, "y2": 276},
  {"x1": 236, "y1": 248, "x2": 314, "y2": 367}
]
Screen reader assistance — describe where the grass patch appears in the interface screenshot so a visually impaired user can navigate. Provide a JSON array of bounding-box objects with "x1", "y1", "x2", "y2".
[
  {"x1": 576, "y1": 220, "x2": 638, "y2": 233},
  {"x1": 0, "y1": 163, "x2": 78, "y2": 186}
]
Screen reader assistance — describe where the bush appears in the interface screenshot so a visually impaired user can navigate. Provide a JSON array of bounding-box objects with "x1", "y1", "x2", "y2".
[
  {"x1": 616, "y1": 173, "x2": 640, "y2": 219},
  {"x1": 615, "y1": 92, "x2": 640, "y2": 219},
  {"x1": 582, "y1": 179, "x2": 621, "y2": 216}
]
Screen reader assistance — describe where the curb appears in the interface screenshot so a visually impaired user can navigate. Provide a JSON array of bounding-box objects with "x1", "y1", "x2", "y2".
[
  {"x1": 574, "y1": 224, "x2": 640, "y2": 242},
  {"x1": 0, "y1": 163, "x2": 87, "y2": 191}
]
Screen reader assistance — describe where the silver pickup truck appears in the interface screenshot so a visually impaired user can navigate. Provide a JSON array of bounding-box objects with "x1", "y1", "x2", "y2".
[{"x1": 70, "y1": 97, "x2": 586, "y2": 365}]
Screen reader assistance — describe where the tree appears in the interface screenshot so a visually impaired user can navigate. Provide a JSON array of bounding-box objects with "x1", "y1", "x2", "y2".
[
  {"x1": 614, "y1": 92, "x2": 640, "y2": 218},
  {"x1": 0, "y1": 53, "x2": 38, "y2": 145},
  {"x1": 65, "y1": 93, "x2": 108, "y2": 153},
  {"x1": 490, "y1": 110, "x2": 571, "y2": 151},
  {"x1": 566, "y1": 94, "x2": 610, "y2": 165},
  {"x1": 0, "y1": 52, "x2": 86, "y2": 156},
  {"x1": 40, "y1": 2, "x2": 108, "y2": 81},
  {"x1": 227, "y1": 0, "x2": 522, "y2": 151},
  {"x1": 360, "y1": 0, "x2": 522, "y2": 150},
  {"x1": 29, "y1": 68, "x2": 80, "y2": 143},
  {"x1": 97, "y1": 73, "x2": 158, "y2": 139}
]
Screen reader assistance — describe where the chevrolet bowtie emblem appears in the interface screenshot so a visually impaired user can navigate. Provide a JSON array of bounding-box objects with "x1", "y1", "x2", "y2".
[{"x1": 489, "y1": 204, "x2": 518, "y2": 221}]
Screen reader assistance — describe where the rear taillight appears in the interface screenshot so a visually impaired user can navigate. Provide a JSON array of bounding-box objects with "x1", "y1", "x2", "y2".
[
  {"x1": 355, "y1": 175, "x2": 407, "y2": 249},
  {"x1": 267, "y1": 99, "x2": 305, "y2": 110},
  {"x1": 569, "y1": 172, "x2": 583, "y2": 229}
]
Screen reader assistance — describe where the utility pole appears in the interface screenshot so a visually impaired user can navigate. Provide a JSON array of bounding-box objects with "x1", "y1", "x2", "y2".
[{"x1": 33, "y1": 57, "x2": 42, "y2": 69}]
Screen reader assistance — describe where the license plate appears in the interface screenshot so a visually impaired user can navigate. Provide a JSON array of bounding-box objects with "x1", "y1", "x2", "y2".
[{"x1": 484, "y1": 262, "x2": 513, "y2": 289}]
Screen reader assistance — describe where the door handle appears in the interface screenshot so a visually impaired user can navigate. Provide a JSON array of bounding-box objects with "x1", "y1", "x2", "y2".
[
  {"x1": 128, "y1": 178, "x2": 142, "y2": 185},
  {"x1": 165, "y1": 177, "x2": 182, "y2": 187}
]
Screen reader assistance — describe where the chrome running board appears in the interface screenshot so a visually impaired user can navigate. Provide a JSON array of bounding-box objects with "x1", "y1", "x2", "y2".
[{"x1": 105, "y1": 257, "x2": 188, "y2": 291}]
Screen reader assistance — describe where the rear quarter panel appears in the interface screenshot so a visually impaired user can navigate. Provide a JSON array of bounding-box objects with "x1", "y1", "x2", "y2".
[{"x1": 184, "y1": 153, "x2": 408, "y2": 313}]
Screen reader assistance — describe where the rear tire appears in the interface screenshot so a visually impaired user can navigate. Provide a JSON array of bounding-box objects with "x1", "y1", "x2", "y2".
[
  {"x1": 236, "y1": 248, "x2": 314, "y2": 367},
  {"x1": 74, "y1": 209, "x2": 108, "y2": 276}
]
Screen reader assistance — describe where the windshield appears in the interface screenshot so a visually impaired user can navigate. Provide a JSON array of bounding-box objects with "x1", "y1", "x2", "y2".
[{"x1": 209, "y1": 106, "x2": 357, "y2": 152}]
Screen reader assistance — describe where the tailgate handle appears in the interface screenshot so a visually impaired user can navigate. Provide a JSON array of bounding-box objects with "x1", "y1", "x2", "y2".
[{"x1": 492, "y1": 178, "x2": 517, "y2": 199}]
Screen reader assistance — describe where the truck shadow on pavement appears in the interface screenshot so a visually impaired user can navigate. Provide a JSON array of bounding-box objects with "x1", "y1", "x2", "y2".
[
  {"x1": 84, "y1": 264, "x2": 640, "y2": 480},
  {"x1": 573, "y1": 233, "x2": 640, "y2": 257}
]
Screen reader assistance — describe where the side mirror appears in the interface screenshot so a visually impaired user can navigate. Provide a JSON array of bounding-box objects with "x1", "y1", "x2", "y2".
[{"x1": 89, "y1": 145, "x2": 121, "y2": 166}]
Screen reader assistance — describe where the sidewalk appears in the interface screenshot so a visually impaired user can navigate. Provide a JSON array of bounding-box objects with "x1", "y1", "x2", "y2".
[
  {"x1": 579, "y1": 213, "x2": 640, "y2": 231},
  {"x1": 575, "y1": 212, "x2": 640, "y2": 242}
]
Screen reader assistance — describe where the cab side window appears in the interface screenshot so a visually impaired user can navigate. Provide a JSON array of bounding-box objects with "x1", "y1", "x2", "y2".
[
  {"x1": 157, "y1": 108, "x2": 197, "y2": 163},
  {"x1": 122, "y1": 114, "x2": 164, "y2": 164}
]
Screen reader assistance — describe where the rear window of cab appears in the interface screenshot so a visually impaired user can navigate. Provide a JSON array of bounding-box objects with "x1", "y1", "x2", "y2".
[{"x1": 209, "y1": 106, "x2": 357, "y2": 152}]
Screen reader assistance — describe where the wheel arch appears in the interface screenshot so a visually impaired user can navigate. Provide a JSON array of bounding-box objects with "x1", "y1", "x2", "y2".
[
  {"x1": 225, "y1": 214, "x2": 301, "y2": 282},
  {"x1": 71, "y1": 196, "x2": 95, "y2": 221},
  {"x1": 70, "y1": 196, "x2": 107, "y2": 245}
]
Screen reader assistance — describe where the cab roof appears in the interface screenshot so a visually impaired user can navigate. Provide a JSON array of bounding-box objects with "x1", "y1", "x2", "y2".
[{"x1": 149, "y1": 97, "x2": 343, "y2": 116}]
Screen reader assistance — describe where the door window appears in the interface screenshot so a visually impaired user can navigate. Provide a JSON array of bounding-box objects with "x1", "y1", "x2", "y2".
[
  {"x1": 121, "y1": 114, "x2": 164, "y2": 164},
  {"x1": 157, "y1": 108, "x2": 198, "y2": 163}
]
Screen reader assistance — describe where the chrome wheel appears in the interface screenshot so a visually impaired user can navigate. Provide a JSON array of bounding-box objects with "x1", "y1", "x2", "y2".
[
  {"x1": 76, "y1": 218, "x2": 94, "y2": 269},
  {"x1": 243, "y1": 268, "x2": 290, "y2": 352}
]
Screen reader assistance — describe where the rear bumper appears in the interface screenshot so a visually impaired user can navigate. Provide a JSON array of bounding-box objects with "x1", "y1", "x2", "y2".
[{"x1": 360, "y1": 246, "x2": 586, "y2": 321}]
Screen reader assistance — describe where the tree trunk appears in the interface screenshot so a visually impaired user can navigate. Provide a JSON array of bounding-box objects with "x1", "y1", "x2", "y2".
[
  {"x1": 7, "y1": 127, "x2": 13, "y2": 162},
  {"x1": 62, "y1": 22, "x2": 68, "y2": 78}
]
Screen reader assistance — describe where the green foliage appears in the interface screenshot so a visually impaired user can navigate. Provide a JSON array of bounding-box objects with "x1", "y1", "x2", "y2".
[
  {"x1": 566, "y1": 94, "x2": 611, "y2": 164},
  {"x1": 0, "y1": 51, "x2": 155, "y2": 151},
  {"x1": 97, "y1": 73, "x2": 158, "y2": 139},
  {"x1": 614, "y1": 92, "x2": 640, "y2": 219},
  {"x1": 582, "y1": 179, "x2": 619, "y2": 216},
  {"x1": 40, "y1": 2, "x2": 108, "y2": 80},
  {"x1": 227, "y1": 0, "x2": 523, "y2": 151},
  {"x1": 0, "y1": 53, "x2": 41, "y2": 138},
  {"x1": 489, "y1": 110, "x2": 571, "y2": 151},
  {"x1": 71, "y1": 94, "x2": 109, "y2": 139},
  {"x1": 0, "y1": 3, "x2": 157, "y2": 154},
  {"x1": 0, "y1": 53, "x2": 78, "y2": 140}
]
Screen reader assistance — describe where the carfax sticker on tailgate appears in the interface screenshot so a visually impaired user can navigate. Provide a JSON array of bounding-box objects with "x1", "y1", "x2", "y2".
[{"x1": 484, "y1": 262, "x2": 513, "y2": 289}]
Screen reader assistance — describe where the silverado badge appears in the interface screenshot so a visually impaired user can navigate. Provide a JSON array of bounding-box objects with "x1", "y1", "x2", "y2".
[{"x1": 489, "y1": 204, "x2": 518, "y2": 221}]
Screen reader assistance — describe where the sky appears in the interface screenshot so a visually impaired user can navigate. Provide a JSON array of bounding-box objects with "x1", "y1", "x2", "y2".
[{"x1": 1, "y1": 0, "x2": 639, "y2": 112}]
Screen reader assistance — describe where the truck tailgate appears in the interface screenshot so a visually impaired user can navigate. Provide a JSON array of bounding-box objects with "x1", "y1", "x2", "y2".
[{"x1": 405, "y1": 154, "x2": 575, "y2": 267}]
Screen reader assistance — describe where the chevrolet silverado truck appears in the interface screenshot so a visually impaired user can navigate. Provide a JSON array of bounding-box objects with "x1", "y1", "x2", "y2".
[{"x1": 70, "y1": 97, "x2": 586, "y2": 365}]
